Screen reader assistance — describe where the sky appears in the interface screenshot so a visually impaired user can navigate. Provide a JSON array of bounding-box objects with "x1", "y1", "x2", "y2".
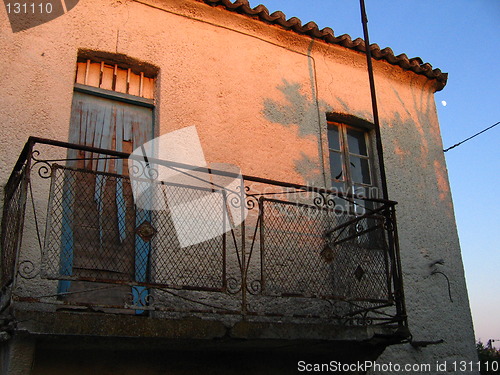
[{"x1": 246, "y1": 0, "x2": 500, "y2": 348}]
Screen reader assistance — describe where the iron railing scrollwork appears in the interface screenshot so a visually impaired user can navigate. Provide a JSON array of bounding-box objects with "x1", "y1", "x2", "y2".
[
  {"x1": 1, "y1": 139, "x2": 36, "y2": 292},
  {"x1": 0, "y1": 137, "x2": 406, "y2": 328}
]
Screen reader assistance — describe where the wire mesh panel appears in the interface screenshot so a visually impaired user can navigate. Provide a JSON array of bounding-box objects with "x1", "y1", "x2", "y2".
[
  {"x1": 260, "y1": 199, "x2": 332, "y2": 297},
  {"x1": 325, "y1": 214, "x2": 390, "y2": 302},
  {"x1": 149, "y1": 184, "x2": 226, "y2": 291},
  {"x1": 260, "y1": 197, "x2": 390, "y2": 302},
  {"x1": 43, "y1": 166, "x2": 136, "y2": 281},
  {"x1": 42, "y1": 165, "x2": 226, "y2": 291},
  {"x1": 0, "y1": 168, "x2": 26, "y2": 289}
]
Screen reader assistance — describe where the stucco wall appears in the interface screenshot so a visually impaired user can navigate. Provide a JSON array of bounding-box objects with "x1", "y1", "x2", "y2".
[{"x1": 0, "y1": 0, "x2": 477, "y2": 373}]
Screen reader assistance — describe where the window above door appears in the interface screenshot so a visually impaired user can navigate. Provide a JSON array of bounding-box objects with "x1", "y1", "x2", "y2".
[{"x1": 75, "y1": 58, "x2": 155, "y2": 99}]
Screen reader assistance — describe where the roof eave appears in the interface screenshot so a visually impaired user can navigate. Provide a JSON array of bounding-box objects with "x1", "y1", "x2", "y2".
[{"x1": 198, "y1": 0, "x2": 448, "y2": 91}]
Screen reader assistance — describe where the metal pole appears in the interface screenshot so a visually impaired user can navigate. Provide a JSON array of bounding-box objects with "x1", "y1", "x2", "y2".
[
  {"x1": 359, "y1": 0, "x2": 389, "y2": 201},
  {"x1": 360, "y1": 1, "x2": 407, "y2": 329}
]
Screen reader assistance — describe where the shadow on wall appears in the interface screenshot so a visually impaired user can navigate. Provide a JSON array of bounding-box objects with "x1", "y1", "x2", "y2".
[
  {"x1": 261, "y1": 79, "x2": 330, "y2": 187},
  {"x1": 388, "y1": 84, "x2": 452, "y2": 214},
  {"x1": 260, "y1": 78, "x2": 449, "y2": 216},
  {"x1": 260, "y1": 79, "x2": 373, "y2": 189}
]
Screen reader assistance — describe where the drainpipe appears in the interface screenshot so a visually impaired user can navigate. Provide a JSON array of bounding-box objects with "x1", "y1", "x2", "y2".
[{"x1": 359, "y1": 0, "x2": 389, "y2": 201}]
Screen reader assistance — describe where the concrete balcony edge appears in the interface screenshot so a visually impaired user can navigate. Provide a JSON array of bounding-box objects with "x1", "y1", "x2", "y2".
[{"x1": 3, "y1": 309, "x2": 407, "y2": 353}]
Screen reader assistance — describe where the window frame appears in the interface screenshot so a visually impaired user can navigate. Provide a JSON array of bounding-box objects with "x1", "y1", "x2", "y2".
[
  {"x1": 74, "y1": 83, "x2": 154, "y2": 109},
  {"x1": 327, "y1": 121, "x2": 376, "y2": 193}
]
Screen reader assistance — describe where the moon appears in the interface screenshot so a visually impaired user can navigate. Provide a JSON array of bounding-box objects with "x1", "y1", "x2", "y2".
[{"x1": 441, "y1": 100, "x2": 447, "y2": 107}]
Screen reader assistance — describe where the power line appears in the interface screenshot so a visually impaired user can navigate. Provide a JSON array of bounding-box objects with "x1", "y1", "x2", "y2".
[{"x1": 444, "y1": 121, "x2": 499, "y2": 152}]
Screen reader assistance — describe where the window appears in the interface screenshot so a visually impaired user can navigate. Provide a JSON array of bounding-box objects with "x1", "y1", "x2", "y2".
[
  {"x1": 327, "y1": 120, "x2": 376, "y2": 213},
  {"x1": 74, "y1": 59, "x2": 155, "y2": 99}
]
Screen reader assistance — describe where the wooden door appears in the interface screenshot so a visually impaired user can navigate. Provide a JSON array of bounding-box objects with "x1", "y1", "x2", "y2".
[{"x1": 59, "y1": 91, "x2": 153, "y2": 310}]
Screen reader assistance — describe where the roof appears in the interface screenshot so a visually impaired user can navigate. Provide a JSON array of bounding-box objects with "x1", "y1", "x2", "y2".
[{"x1": 199, "y1": 0, "x2": 448, "y2": 90}]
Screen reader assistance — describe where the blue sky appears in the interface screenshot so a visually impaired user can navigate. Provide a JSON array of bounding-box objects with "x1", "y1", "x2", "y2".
[{"x1": 247, "y1": 0, "x2": 500, "y2": 348}]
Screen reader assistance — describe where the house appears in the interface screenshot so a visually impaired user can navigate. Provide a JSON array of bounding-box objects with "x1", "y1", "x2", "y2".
[{"x1": 0, "y1": 0, "x2": 478, "y2": 373}]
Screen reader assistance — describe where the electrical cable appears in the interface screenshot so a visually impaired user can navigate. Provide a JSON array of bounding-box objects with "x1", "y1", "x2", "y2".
[{"x1": 443, "y1": 121, "x2": 499, "y2": 152}]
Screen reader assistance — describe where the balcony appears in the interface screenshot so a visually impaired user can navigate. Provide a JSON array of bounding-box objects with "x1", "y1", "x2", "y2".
[{"x1": 1, "y1": 137, "x2": 408, "y2": 353}]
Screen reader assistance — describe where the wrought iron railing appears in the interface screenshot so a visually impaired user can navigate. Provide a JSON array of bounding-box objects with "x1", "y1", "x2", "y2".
[{"x1": 0, "y1": 137, "x2": 406, "y2": 327}]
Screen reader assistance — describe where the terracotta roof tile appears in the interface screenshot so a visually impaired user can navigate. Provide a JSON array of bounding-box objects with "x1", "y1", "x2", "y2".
[{"x1": 198, "y1": 0, "x2": 448, "y2": 90}]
